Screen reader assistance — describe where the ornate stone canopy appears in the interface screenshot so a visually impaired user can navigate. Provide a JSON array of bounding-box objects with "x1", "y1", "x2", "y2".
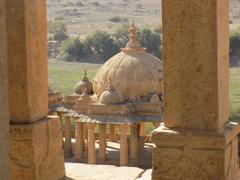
[{"x1": 92, "y1": 22, "x2": 163, "y2": 99}]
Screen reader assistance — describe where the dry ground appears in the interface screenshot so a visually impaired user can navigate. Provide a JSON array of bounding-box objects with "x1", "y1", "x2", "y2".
[
  {"x1": 47, "y1": 0, "x2": 162, "y2": 38},
  {"x1": 47, "y1": 0, "x2": 240, "y2": 37}
]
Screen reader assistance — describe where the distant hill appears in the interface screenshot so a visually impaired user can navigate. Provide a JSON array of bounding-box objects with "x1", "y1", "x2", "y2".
[
  {"x1": 231, "y1": 0, "x2": 240, "y2": 24},
  {"x1": 47, "y1": 0, "x2": 240, "y2": 36}
]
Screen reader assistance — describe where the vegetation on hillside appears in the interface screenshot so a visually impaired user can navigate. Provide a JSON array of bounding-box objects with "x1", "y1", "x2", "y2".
[
  {"x1": 48, "y1": 21, "x2": 162, "y2": 62},
  {"x1": 48, "y1": 20, "x2": 240, "y2": 66}
]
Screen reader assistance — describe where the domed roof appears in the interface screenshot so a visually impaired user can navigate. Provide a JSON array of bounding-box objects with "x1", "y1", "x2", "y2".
[
  {"x1": 93, "y1": 22, "x2": 163, "y2": 99},
  {"x1": 75, "y1": 70, "x2": 93, "y2": 95},
  {"x1": 99, "y1": 80, "x2": 124, "y2": 105},
  {"x1": 79, "y1": 87, "x2": 91, "y2": 101},
  {"x1": 150, "y1": 92, "x2": 161, "y2": 103}
]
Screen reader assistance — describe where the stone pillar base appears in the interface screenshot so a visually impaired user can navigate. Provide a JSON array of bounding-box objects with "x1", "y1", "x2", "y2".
[
  {"x1": 152, "y1": 122, "x2": 240, "y2": 180},
  {"x1": 10, "y1": 116, "x2": 65, "y2": 180}
]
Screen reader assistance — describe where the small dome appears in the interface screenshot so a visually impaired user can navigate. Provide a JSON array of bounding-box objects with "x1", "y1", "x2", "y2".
[
  {"x1": 74, "y1": 70, "x2": 93, "y2": 95},
  {"x1": 79, "y1": 87, "x2": 91, "y2": 101},
  {"x1": 99, "y1": 80, "x2": 124, "y2": 105},
  {"x1": 93, "y1": 22, "x2": 162, "y2": 99},
  {"x1": 150, "y1": 92, "x2": 161, "y2": 103}
]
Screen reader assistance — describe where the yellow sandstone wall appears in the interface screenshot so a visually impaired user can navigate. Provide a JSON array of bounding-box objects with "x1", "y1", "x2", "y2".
[{"x1": 0, "y1": 0, "x2": 10, "y2": 179}]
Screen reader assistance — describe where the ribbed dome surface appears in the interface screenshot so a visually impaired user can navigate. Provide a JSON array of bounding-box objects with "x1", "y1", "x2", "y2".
[
  {"x1": 93, "y1": 51, "x2": 162, "y2": 98},
  {"x1": 93, "y1": 22, "x2": 163, "y2": 99}
]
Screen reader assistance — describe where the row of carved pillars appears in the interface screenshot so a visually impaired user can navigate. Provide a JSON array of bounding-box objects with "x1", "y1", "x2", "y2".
[{"x1": 60, "y1": 115, "x2": 143, "y2": 166}]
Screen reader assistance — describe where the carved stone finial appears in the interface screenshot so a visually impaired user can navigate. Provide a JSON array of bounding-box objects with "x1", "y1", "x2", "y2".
[
  {"x1": 82, "y1": 69, "x2": 89, "y2": 81},
  {"x1": 129, "y1": 20, "x2": 137, "y2": 41},
  {"x1": 121, "y1": 20, "x2": 145, "y2": 53}
]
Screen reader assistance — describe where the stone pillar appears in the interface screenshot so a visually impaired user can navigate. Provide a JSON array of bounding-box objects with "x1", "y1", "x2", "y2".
[
  {"x1": 99, "y1": 124, "x2": 107, "y2": 162},
  {"x1": 140, "y1": 122, "x2": 145, "y2": 136},
  {"x1": 130, "y1": 124, "x2": 138, "y2": 164},
  {"x1": 83, "y1": 123, "x2": 88, "y2": 153},
  {"x1": 6, "y1": 0, "x2": 65, "y2": 179},
  {"x1": 87, "y1": 123, "x2": 96, "y2": 164},
  {"x1": 64, "y1": 116, "x2": 73, "y2": 157},
  {"x1": 74, "y1": 122, "x2": 84, "y2": 161},
  {"x1": 119, "y1": 125, "x2": 129, "y2": 166},
  {"x1": 0, "y1": 1, "x2": 10, "y2": 179},
  {"x1": 152, "y1": 0, "x2": 240, "y2": 179},
  {"x1": 109, "y1": 124, "x2": 116, "y2": 141}
]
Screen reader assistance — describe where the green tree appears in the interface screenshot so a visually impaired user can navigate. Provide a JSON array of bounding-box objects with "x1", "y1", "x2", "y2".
[
  {"x1": 60, "y1": 37, "x2": 85, "y2": 62},
  {"x1": 53, "y1": 30, "x2": 69, "y2": 43},
  {"x1": 138, "y1": 28, "x2": 161, "y2": 58},
  {"x1": 230, "y1": 30, "x2": 240, "y2": 56},
  {"x1": 113, "y1": 25, "x2": 162, "y2": 58},
  {"x1": 229, "y1": 27, "x2": 240, "y2": 67},
  {"x1": 113, "y1": 24, "x2": 130, "y2": 48},
  {"x1": 84, "y1": 30, "x2": 120, "y2": 60}
]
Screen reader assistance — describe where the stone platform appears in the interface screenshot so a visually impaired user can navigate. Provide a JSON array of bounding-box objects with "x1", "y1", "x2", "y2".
[
  {"x1": 64, "y1": 142, "x2": 153, "y2": 179},
  {"x1": 64, "y1": 163, "x2": 146, "y2": 180}
]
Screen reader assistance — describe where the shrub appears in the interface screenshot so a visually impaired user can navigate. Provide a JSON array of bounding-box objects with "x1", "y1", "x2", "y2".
[
  {"x1": 113, "y1": 24, "x2": 130, "y2": 48},
  {"x1": 137, "y1": 28, "x2": 162, "y2": 58},
  {"x1": 109, "y1": 16, "x2": 122, "y2": 23},
  {"x1": 89, "y1": 1, "x2": 100, "y2": 6},
  {"x1": 76, "y1": 1, "x2": 84, "y2": 6},
  {"x1": 48, "y1": 20, "x2": 69, "y2": 42},
  {"x1": 48, "y1": 20, "x2": 67, "y2": 34},
  {"x1": 53, "y1": 30, "x2": 69, "y2": 42}
]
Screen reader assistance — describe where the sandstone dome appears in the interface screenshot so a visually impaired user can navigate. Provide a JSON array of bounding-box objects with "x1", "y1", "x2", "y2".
[
  {"x1": 74, "y1": 70, "x2": 93, "y2": 95},
  {"x1": 93, "y1": 22, "x2": 163, "y2": 99}
]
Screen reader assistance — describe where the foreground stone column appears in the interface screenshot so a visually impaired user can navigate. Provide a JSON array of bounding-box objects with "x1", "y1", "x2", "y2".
[
  {"x1": 99, "y1": 124, "x2": 107, "y2": 162},
  {"x1": 152, "y1": 0, "x2": 240, "y2": 179},
  {"x1": 6, "y1": 0, "x2": 65, "y2": 179},
  {"x1": 130, "y1": 124, "x2": 138, "y2": 164},
  {"x1": 87, "y1": 123, "x2": 96, "y2": 164},
  {"x1": 119, "y1": 125, "x2": 129, "y2": 166},
  {"x1": 0, "y1": 1, "x2": 10, "y2": 178},
  {"x1": 64, "y1": 116, "x2": 73, "y2": 157},
  {"x1": 74, "y1": 122, "x2": 84, "y2": 161}
]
